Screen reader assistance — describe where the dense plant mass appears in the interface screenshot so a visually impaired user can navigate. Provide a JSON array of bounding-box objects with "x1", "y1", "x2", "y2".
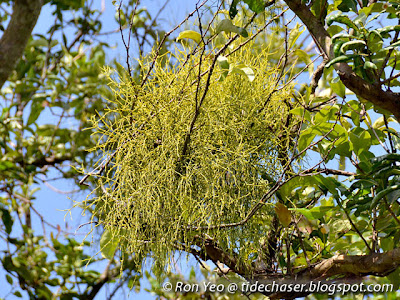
[{"x1": 88, "y1": 40, "x2": 296, "y2": 269}]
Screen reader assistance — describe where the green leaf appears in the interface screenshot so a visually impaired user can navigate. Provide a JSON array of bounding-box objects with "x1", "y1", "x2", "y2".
[
  {"x1": 298, "y1": 127, "x2": 316, "y2": 152},
  {"x1": 376, "y1": 25, "x2": 400, "y2": 35},
  {"x1": 311, "y1": 0, "x2": 328, "y2": 20},
  {"x1": 388, "y1": 187, "x2": 400, "y2": 204},
  {"x1": 314, "y1": 106, "x2": 339, "y2": 124},
  {"x1": 387, "y1": 268, "x2": 400, "y2": 290},
  {"x1": 393, "y1": 135, "x2": 400, "y2": 151},
  {"x1": 275, "y1": 203, "x2": 292, "y2": 227},
  {"x1": 0, "y1": 207, "x2": 13, "y2": 234},
  {"x1": 337, "y1": 0, "x2": 357, "y2": 12},
  {"x1": 331, "y1": 33, "x2": 356, "y2": 43},
  {"x1": 238, "y1": 28, "x2": 248, "y2": 37},
  {"x1": 216, "y1": 19, "x2": 247, "y2": 37},
  {"x1": 373, "y1": 166, "x2": 400, "y2": 180},
  {"x1": 354, "y1": 11, "x2": 367, "y2": 27},
  {"x1": 290, "y1": 206, "x2": 335, "y2": 221},
  {"x1": 314, "y1": 176, "x2": 343, "y2": 197},
  {"x1": 289, "y1": 23, "x2": 305, "y2": 49},
  {"x1": 326, "y1": 13, "x2": 359, "y2": 32},
  {"x1": 36, "y1": 286, "x2": 53, "y2": 299},
  {"x1": 228, "y1": 0, "x2": 265, "y2": 17},
  {"x1": 229, "y1": 65, "x2": 255, "y2": 82},
  {"x1": 367, "y1": 30, "x2": 383, "y2": 41},
  {"x1": 0, "y1": 161, "x2": 16, "y2": 171},
  {"x1": 244, "y1": 0, "x2": 266, "y2": 13},
  {"x1": 279, "y1": 176, "x2": 319, "y2": 199},
  {"x1": 330, "y1": 78, "x2": 346, "y2": 98},
  {"x1": 373, "y1": 116, "x2": 388, "y2": 129},
  {"x1": 27, "y1": 99, "x2": 46, "y2": 126},
  {"x1": 347, "y1": 195, "x2": 373, "y2": 208},
  {"x1": 217, "y1": 56, "x2": 229, "y2": 70},
  {"x1": 333, "y1": 41, "x2": 346, "y2": 57},
  {"x1": 363, "y1": 61, "x2": 377, "y2": 70},
  {"x1": 290, "y1": 107, "x2": 311, "y2": 121},
  {"x1": 327, "y1": 25, "x2": 344, "y2": 37},
  {"x1": 128, "y1": 275, "x2": 140, "y2": 290},
  {"x1": 371, "y1": 185, "x2": 400, "y2": 208},
  {"x1": 331, "y1": 219, "x2": 351, "y2": 234},
  {"x1": 325, "y1": 54, "x2": 358, "y2": 68},
  {"x1": 349, "y1": 130, "x2": 371, "y2": 156},
  {"x1": 359, "y1": 2, "x2": 384, "y2": 16},
  {"x1": 370, "y1": 153, "x2": 400, "y2": 171},
  {"x1": 100, "y1": 229, "x2": 119, "y2": 260},
  {"x1": 229, "y1": 0, "x2": 240, "y2": 19},
  {"x1": 30, "y1": 38, "x2": 49, "y2": 48},
  {"x1": 372, "y1": 116, "x2": 396, "y2": 130},
  {"x1": 334, "y1": 140, "x2": 353, "y2": 157},
  {"x1": 115, "y1": 10, "x2": 127, "y2": 26},
  {"x1": 367, "y1": 30, "x2": 382, "y2": 53},
  {"x1": 294, "y1": 49, "x2": 314, "y2": 77},
  {"x1": 340, "y1": 40, "x2": 366, "y2": 53},
  {"x1": 176, "y1": 30, "x2": 202, "y2": 43},
  {"x1": 6, "y1": 274, "x2": 13, "y2": 284}
]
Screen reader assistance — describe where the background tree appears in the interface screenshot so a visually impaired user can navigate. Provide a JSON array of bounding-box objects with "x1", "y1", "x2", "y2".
[
  {"x1": 88, "y1": 0, "x2": 400, "y2": 299},
  {"x1": 3, "y1": 0, "x2": 400, "y2": 299},
  {"x1": 0, "y1": 0, "x2": 173, "y2": 298}
]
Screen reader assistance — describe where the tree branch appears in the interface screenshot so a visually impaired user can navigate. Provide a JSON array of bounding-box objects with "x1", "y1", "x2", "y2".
[
  {"x1": 303, "y1": 167, "x2": 356, "y2": 176},
  {"x1": 0, "y1": 0, "x2": 44, "y2": 89},
  {"x1": 84, "y1": 260, "x2": 115, "y2": 300},
  {"x1": 30, "y1": 154, "x2": 74, "y2": 167},
  {"x1": 254, "y1": 248, "x2": 400, "y2": 299},
  {"x1": 298, "y1": 249, "x2": 399, "y2": 279},
  {"x1": 194, "y1": 235, "x2": 252, "y2": 276}
]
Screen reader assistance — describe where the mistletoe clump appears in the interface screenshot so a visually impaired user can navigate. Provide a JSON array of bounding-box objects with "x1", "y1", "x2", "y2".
[{"x1": 85, "y1": 40, "x2": 295, "y2": 268}]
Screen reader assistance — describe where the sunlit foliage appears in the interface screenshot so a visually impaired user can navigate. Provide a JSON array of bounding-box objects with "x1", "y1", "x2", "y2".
[{"x1": 86, "y1": 38, "x2": 296, "y2": 268}]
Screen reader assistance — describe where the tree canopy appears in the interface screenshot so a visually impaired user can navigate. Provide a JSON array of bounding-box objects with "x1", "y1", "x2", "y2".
[{"x1": 2, "y1": 0, "x2": 400, "y2": 299}]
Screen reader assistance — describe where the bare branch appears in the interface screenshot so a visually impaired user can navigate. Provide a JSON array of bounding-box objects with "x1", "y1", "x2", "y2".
[{"x1": 194, "y1": 235, "x2": 252, "y2": 276}]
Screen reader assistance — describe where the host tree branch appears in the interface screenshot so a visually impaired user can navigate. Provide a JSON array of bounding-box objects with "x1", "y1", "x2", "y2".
[{"x1": 0, "y1": 0, "x2": 43, "y2": 89}]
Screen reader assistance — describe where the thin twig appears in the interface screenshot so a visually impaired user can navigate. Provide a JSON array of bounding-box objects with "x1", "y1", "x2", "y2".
[
  {"x1": 383, "y1": 198, "x2": 400, "y2": 228},
  {"x1": 337, "y1": 197, "x2": 372, "y2": 252},
  {"x1": 141, "y1": 0, "x2": 208, "y2": 87},
  {"x1": 79, "y1": 141, "x2": 128, "y2": 185}
]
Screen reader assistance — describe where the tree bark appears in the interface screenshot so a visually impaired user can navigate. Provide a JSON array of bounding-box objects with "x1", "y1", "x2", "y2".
[
  {"x1": 0, "y1": 0, "x2": 44, "y2": 89},
  {"x1": 199, "y1": 236, "x2": 400, "y2": 299},
  {"x1": 253, "y1": 248, "x2": 400, "y2": 299}
]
